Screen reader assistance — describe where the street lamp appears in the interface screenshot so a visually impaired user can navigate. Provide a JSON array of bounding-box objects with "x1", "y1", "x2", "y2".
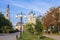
[{"x1": 16, "y1": 12, "x2": 26, "y2": 38}]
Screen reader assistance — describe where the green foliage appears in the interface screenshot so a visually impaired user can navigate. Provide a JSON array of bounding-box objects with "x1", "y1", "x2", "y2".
[
  {"x1": 4, "y1": 19, "x2": 12, "y2": 27},
  {"x1": 26, "y1": 23, "x2": 34, "y2": 34},
  {"x1": 18, "y1": 31, "x2": 54, "y2": 40},
  {"x1": 35, "y1": 19, "x2": 43, "y2": 35},
  {"x1": 1, "y1": 26, "x2": 12, "y2": 33},
  {"x1": 19, "y1": 32, "x2": 38, "y2": 40},
  {"x1": 26, "y1": 23, "x2": 32, "y2": 30},
  {"x1": 0, "y1": 12, "x2": 14, "y2": 33},
  {"x1": 26, "y1": 18, "x2": 43, "y2": 35},
  {"x1": 0, "y1": 12, "x2": 5, "y2": 28}
]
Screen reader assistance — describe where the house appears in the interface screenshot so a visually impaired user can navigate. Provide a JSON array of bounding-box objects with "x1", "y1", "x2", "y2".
[{"x1": 16, "y1": 22, "x2": 24, "y2": 32}]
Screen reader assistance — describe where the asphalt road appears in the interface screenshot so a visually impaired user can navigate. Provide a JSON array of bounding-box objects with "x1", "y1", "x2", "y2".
[{"x1": 0, "y1": 32, "x2": 20, "y2": 40}]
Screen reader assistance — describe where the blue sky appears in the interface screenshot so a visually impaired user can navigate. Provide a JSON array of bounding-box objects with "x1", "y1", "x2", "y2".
[{"x1": 0, "y1": 0, "x2": 60, "y2": 25}]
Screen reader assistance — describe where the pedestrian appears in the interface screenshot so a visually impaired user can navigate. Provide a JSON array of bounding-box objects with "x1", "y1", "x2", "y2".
[{"x1": 16, "y1": 35, "x2": 18, "y2": 39}]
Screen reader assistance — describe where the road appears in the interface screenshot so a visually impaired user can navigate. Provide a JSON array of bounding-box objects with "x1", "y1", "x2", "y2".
[{"x1": 0, "y1": 32, "x2": 20, "y2": 40}]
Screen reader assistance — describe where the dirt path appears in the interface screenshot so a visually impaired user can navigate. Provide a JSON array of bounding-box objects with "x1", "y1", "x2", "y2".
[{"x1": 43, "y1": 34, "x2": 60, "y2": 40}]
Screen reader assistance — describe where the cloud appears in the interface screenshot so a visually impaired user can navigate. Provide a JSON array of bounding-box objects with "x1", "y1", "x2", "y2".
[
  {"x1": 0, "y1": 0, "x2": 53, "y2": 15},
  {"x1": 10, "y1": 2, "x2": 40, "y2": 12},
  {"x1": 7, "y1": 0, "x2": 55, "y2": 16},
  {"x1": 8, "y1": 0, "x2": 47, "y2": 13}
]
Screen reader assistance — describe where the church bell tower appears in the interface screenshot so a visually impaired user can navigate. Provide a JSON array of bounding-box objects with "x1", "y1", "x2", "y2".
[{"x1": 6, "y1": 4, "x2": 10, "y2": 20}]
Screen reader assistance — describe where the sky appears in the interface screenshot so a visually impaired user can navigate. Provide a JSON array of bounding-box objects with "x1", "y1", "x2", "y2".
[{"x1": 0, "y1": 0, "x2": 60, "y2": 26}]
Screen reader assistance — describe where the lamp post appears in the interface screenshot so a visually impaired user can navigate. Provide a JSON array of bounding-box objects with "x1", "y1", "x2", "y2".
[{"x1": 16, "y1": 12, "x2": 26, "y2": 38}]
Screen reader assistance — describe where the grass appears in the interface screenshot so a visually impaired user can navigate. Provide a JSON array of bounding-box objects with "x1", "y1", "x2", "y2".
[{"x1": 17, "y1": 31, "x2": 54, "y2": 40}]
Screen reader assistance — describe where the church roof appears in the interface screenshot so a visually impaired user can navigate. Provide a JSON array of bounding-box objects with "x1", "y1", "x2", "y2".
[
  {"x1": 29, "y1": 11, "x2": 35, "y2": 15},
  {"x1": 7, "y1": 4, "x2": 9, "y2": 8}
]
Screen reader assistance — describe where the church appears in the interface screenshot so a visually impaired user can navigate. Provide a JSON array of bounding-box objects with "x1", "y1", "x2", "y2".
[
  {"x1": 16, "y1": 11, "x2": 36, "y2": 31},
  {"x1": 5, "y1": 4, "x2": 36, "y2": 31},
  {"x1": 27, "y1": 11, "x2": 36, "y2": 25},
  {"x1": 5, "y1": 4, "x2": 10, "y2": 20}
]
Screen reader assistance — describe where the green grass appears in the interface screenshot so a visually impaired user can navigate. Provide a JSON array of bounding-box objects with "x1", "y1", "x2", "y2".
[{"x1": 17, "y1": 31, "x2": 54, "y2": 40}]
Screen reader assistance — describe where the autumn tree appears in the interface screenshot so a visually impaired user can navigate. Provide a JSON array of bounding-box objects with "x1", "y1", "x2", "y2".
[{"x1": 43, "y1": 7, "x2": 60, "y2": 33}]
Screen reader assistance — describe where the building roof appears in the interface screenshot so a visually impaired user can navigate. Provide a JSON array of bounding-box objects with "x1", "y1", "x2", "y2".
[
  {"x1": 16, "y1": 22, "x2": 23, "y2": 26},
  {"x1": 7, "y1": 4, "x2": 9, "y2": 8},
  {"x1": 29, "y1": 11, "x2": 35, "y2": 15}
]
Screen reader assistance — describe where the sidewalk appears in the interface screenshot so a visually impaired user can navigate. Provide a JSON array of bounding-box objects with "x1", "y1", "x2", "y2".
[{"x1": 43, "y1": 34, "x2": 60, "y2": 40}]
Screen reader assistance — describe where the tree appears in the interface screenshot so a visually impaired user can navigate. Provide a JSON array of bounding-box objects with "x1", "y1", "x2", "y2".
[
  {"x1": 43, "y1": 7, "x2": 60, "y2": 33},
  {"x1": 1, "y1": 26, "x2": 12, "y2": 33},
  {"x1": 35, "y1": 18, "x2": 43, "y2": 40},
  {"x1": 0, "y1": 12, "x2": 14, "y2": 33},
  {"x1": 0, "y1": 12, "x2": 5, "y2": 28},
  {"x1": 35, "y1": 19, "x2": 43, "y2": 35},
  {"x1": 26, "y1": 23, "x2": 35, "y2": 34}
]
